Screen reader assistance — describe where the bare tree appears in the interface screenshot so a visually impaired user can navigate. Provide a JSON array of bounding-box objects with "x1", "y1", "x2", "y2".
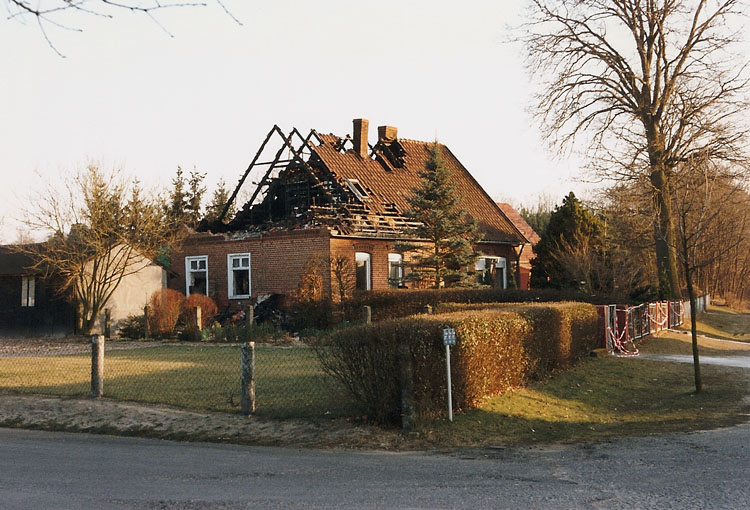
[
  {"x1": 329, "y1": 254, "x2": 355, "y2": 317},
  {"x1": 525, "y1": 0, "x2": 750, "y2": 299},
  {"x1": 672, "y1": 155, "x2": 748, "y2": 392},
  {"x1": 5, "y1": 0, "x2": 238, "y2": 56},
  {"x1": 17, "y1": 164, "x2": 182, "y2": 335}
]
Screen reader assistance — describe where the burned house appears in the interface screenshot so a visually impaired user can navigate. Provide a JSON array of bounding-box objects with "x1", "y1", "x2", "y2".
[{"x1": 172, "y1": 119, "x2": 529, "y2": 310}]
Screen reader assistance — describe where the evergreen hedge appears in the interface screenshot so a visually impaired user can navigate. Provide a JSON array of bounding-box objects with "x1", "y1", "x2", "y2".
[{"x1": 316, "y1": 302, "x2": 599, "y2": 425}]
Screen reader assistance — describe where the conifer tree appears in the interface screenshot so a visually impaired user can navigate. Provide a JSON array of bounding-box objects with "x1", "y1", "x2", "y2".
[
  {"x1": 530, "y1": 192, "x2": 603, "y2": 289},
  {"x1": 396, "y1": 143, "x2": 480, "y2": 288},
  {"x1": 166, "y1": 166, "x2": 206, "y2": 229},
  {"x1": 204, "y1": 179, "x2": 236, "y2": 224}
]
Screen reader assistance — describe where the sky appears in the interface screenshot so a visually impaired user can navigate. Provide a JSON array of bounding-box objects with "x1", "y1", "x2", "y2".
[{"x1": 0, "y1": 0, "x2": 588, "y2": 243}]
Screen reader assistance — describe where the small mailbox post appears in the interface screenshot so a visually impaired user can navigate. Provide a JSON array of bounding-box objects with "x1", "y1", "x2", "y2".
[{"x1": 442, "y1": 327, "x2": 456, "y2": 422}]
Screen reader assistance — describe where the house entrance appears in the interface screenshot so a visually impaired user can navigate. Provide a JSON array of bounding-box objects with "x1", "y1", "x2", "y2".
[{"x1": 475, "y1": 256, "x2": 507, "y2": 289}]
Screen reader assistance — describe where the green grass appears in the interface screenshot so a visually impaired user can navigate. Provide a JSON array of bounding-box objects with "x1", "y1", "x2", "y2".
[
  {"x1": 0, "y1": 345, "x2": 357, "y2": 419},
  {"x1": 417, "y1": 331, "x2": 750, "y2": 447},
  {"x1": 680, "y1": 304, "x2": 750, "y2": 342}
]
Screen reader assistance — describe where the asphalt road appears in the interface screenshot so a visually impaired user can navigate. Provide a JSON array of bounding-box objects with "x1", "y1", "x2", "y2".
[{"x1": 1, "y1": 425, "x2": 749, "y2": 509}]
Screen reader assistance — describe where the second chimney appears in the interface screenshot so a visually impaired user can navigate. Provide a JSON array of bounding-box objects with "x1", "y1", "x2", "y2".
[
  {"x1": 378, "y1": 125, "x2": 398, "y2": 143},
  {"x1": 352, "y1": 118, "x2": 369, "y2": 158}
]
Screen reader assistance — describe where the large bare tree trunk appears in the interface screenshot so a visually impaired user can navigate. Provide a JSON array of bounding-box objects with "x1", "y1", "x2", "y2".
[{"x1": 651, "y1": 168, "x2": 681, "y2": 299}]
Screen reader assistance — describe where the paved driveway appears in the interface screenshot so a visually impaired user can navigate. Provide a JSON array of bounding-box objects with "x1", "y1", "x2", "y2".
[
  {"x1": 1, "y1": 425, "x2": 749, "y2": 509},
  {"x1": 640, "y1": 353, "x2": 750, "y2": 368}
]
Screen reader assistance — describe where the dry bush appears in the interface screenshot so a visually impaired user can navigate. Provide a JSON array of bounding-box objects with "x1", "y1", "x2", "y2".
[
  {"x1": 148, "y1": 289, "x2": 186, "y2": 337},
  {"x1": 723, "y1": 293, "x2": 750, "y2": 312},
  {"x1": 182, "y1": 293, "x2": 218, "y2": 330}
]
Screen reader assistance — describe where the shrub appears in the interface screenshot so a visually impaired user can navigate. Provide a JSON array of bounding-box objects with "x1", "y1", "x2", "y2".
[
  {"x1": 148, "y1": 289, "x2": 186, "y2": 338},
  {"x1": 118, "y1": 314, "x2": 146, "y2": 339},
  {"x1": 316, "y1": 302, "x2": 599, "y2": 425},
  {"x1": 284, "y1": 298, "x2": 333, "y2": 331},
  {"x1": 182, "y1": 293, "x2": 218, "y2": 335},
  {"x1": 208, "y1": 321, "x2": 289, "y2": 344}
]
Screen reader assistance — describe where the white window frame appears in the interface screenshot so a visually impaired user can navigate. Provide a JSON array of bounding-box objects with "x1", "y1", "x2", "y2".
[
  {"x1": 355, "y1": 252, "x2": 372, "y2": 291},
  {"x1": 185, "y1": 255, "x2": 208, "y2": 296},
  {"x1": 21, "y1": 276, "x2": 35, "y2": 307},
  {"x1": 345, "y1": 179, "x2": 369, "y2": 201},
  {"x1": 475, "y1": 256, "x2": 507, "y2": 289},
  {"x1": 227, "y1": 253, "x2": 251, "y2": 299},
  {"x1": 387, "y1": 253, "x2": 403, "y2": 289}
]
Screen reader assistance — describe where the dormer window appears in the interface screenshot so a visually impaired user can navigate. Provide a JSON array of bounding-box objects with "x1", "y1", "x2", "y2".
[{"x1": 345, "y1": 179, "x2": 369, "y2": 201}]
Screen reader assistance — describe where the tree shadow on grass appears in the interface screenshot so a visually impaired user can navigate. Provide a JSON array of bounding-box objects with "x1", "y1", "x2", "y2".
[{"x1": 423, "y1": 357, "x2": 750, "y2": 446}]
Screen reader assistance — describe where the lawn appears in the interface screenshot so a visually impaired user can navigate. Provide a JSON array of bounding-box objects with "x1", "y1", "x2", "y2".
[
  {"x1": 680, "y1": 304, "x2": 750, "y2": 342},
  {"x1": 418, "y1": 330, "x2": 750, "y2": 447},
  {"x1": 0, "y1": 344, "x2": 357, "y2": 419}
]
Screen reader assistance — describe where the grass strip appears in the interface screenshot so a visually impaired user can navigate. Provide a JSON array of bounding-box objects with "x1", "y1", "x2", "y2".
[{"x1": 417, "y1": 339, "x2": 750, "y2": 447}]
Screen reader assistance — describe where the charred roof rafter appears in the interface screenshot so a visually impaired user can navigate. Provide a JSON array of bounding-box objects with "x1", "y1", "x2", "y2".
[{"x1": 219, "y1": 126, "x2": 335, "y2": 225}]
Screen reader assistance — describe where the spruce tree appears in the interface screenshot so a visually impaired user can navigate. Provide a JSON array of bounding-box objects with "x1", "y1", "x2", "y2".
[
  {"x1": 204, "y1": 179, "x2": 236, "y2": 224},
  {"x1": 530, "y1": 192, "x2": 603, "y2": 289},
  {"x1": 165, "y1": 166, "x2": 206, "y2": 229},
  {"x1": 396, "y1": 143, "x2": 480, "y2": 288}
]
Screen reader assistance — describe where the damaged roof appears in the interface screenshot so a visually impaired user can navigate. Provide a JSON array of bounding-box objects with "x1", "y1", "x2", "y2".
[{"x1": 211, "y1": 120, "x2": 525, "y2": 245}]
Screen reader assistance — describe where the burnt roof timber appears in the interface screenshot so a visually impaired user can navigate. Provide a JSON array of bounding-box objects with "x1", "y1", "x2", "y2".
[
  {"x1": 240, "y1": 128, "x2": 297, "y2": 217},
  {"x1": 219, "y1": 125, "x2": 284, "y2": 223},
  {"x1": 285, "y1": 127, "x2": 338, "y2": 204}
]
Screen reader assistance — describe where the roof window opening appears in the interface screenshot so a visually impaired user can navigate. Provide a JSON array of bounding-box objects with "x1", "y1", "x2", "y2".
[{"x1": 345, "y1": 179, "x2": 369, "y2": 201}]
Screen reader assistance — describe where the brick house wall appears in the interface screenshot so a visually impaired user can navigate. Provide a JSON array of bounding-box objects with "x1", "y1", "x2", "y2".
[
  {"x1": 330, "y1": 237, "x2": 404, "y2": 292},
  {"x1": 331, "y1": 236, "x2": 520, "y2": 291},
  {"x1": 172, "y1": 229, "x2": 524, "y2": 313},
  {"x1": 171, "y1": 228, "x2": 331, "y2": 312}
]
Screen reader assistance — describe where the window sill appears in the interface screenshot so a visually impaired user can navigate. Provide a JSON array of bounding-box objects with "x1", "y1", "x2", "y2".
[{"x1": 229, "y1": 295, "x2": 251, "y2": 300}]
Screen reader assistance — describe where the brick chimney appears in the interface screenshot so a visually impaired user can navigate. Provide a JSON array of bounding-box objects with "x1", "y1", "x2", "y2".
[
  {"x1": 352, "y1": 118, "x2": 369, "y2": 158},
  {"x1": 377, "y1": 125, "x2": 398, "y2": 143}
]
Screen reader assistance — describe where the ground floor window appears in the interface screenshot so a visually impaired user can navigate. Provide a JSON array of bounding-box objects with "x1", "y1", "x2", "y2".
[
  {"x1": 21, "y1": 276, "x2": 35, "y2": 307},
  {"x1": 355, "y1": 252, "x2": 371, "y2": 290},
  {"x1": 475, "y1": 256, "x2": 507, "y2": 289},
  {"x1": 388, "y1": 253, "x2": 403, "y2": 289},
  {"x1": 185, "y1": 256, "x2": 208, "y2": 296},
  {"x1": 228, "y1": 253, "x2": 251, "y2": 299}
]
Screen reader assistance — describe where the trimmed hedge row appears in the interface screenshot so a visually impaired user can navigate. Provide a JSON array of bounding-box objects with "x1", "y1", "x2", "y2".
[
  {"x1": 345, "y1": 288, "x2": 611, "y2": 323},
  {"x1": 316, "y1": 302, "x2": 599, "y2": 425}
]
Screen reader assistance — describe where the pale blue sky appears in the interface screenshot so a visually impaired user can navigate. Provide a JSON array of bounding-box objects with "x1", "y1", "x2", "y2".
[{"x1": 0, "y1": 1, "x2": 585, "y2": 242}]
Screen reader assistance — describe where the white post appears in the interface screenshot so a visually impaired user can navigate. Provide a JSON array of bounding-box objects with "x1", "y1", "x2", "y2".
[{"x1": 445, "y1": 343, "x2": 453, "y2": 422}]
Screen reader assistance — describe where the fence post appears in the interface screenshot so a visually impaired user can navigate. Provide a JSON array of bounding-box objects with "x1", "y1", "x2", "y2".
[
  {"x1": 104, "y1": 308, "x2": 111, "y2": 339},
  {"x1": 362, "y1": 305, "x2": 371, "y2": 324},
  {"x1": 398, "y1": 343, "x2": 416, "y2": 432},
  {"x1": 423, "y1": 304, "x2": 433, "y2": 315},
  {"x1": 193, "y1": 306, "x2": 202, "y2": 341},
  {"x1": 246, "y1": 304, "x2": 254, "y2": 327},
  {"x1": 241, "y1": 342, "x2": 256, "y2": 415},
  {"x1": 144, "y1": 305, "x2": 151, "y2": 339},
  {"x1": 91, "y1": 335, "x2": 104, "y2": 398}
]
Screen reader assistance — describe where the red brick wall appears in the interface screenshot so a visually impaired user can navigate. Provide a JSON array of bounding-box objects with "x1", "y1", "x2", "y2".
[
  {"x1": 171, "y1": 231, "x2": 525, "y2": 311},
  {"x1": 330, "y1": 237, "x2": 404, "y2": 292},
  {"x1": 517, "y1": 242, "x2": 535, "y2": 290},
  {"x1": 331, "y1": 237, "x2": 521, "y2": 291},
  {"x1": 171, "y1": 229, "x2": 331, "y2": 311}
]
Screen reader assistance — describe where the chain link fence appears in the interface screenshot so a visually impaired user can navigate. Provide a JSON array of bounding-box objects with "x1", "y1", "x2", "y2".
[{"x1": 0, "y1": 338, "x2": 359, "y2": 419}]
